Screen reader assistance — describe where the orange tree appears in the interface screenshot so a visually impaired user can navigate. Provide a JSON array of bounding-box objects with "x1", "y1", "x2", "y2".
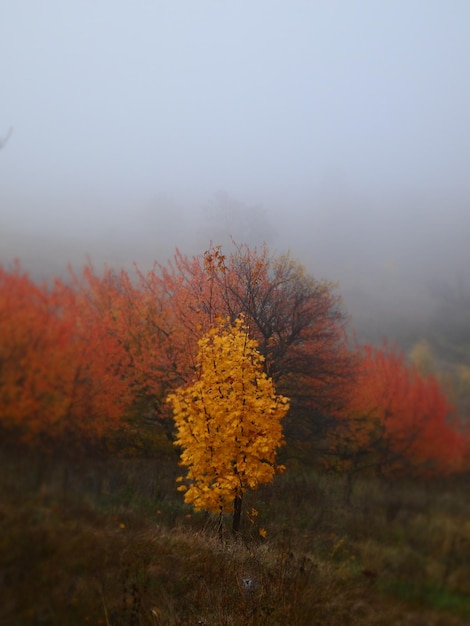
[
  {"x1": 75, "y1": 263, "x2": 177, "y2": 452},
  {"x1": 63, "y1": 243, "x2": 350, "y2": 457},
  {"x1": 137, "y1": 242, "x2": 351, "y2": 450},
  {"x1": 327, "y1": 343, "x2": 468, "y2": 499},
  {"x1": 167, "y1": 316, "x2": 289, "y2": 534},
  {"x1": 0, "y1": 262, "x2": 132, "y2": 456}
]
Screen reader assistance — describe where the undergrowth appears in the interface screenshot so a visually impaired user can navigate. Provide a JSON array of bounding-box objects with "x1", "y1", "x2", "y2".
[{"x1": 0, "y1": 450, "x2": 469, "y2": 625}]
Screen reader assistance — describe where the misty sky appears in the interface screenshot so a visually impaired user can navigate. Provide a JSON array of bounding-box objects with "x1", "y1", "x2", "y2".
[
  {"x1": 3, "y1": 2, "x2": 470, "y2": 200},
  {"x1": 1, "y1": 1, "x2": 470, "y2": 330}
]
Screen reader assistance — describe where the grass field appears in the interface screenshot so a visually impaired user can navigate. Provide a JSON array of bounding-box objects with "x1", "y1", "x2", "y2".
[{"x1": 1, "y1": 448, "x2": 469, "y2": 625}]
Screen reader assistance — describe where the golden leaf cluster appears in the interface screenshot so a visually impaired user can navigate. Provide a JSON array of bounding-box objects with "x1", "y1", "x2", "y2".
[{"x1": 167, "y1": 316, "x2": 289, "y2": 513}]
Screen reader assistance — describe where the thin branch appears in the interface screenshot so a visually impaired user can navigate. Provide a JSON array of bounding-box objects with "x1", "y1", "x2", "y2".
[{"x1": 0, "y1": 127, "x2": 13, "y2": 150}]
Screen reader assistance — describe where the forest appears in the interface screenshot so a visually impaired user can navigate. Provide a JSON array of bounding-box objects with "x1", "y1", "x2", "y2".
[{"x1": 1, "y1": 241, "x2": 469, "y2": 625}]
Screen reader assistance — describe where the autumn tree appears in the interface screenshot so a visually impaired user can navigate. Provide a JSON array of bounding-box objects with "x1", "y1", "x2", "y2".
[
  {"x1": 47, "y1": 243, "x2": 349, "y2": 459},
  {"x1": 138, "y1": 242, "x2": 351, "y2": 448},
  {"x1": 328, "y1": 343, "x2": 467, "y2": 499},
  {"x1": 0, "y1": 262, "x2": 132, "y2": 456},
  {"x1": 77, "y1": 261, "x2": 189, "y2": 450},
  {"x1": 167, "y1": 316, "x2": 289, "y2": 534},
  {"x1": 211, "y1": 243, "x2": 352, "y2": 443}
]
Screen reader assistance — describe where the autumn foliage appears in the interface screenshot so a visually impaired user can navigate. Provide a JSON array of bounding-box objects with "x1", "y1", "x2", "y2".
[
  {"x1": 167, "y1": 316, "x2": 289, "y2": 531},
  {"x1": 0, "y1": 263, "x2": 131, "y2": 454},
  {"x1": 71, "y1": 243, "x2": 350, "y2": 446},
  {"x1": 0, "y1": 244, "x2": 468, "y2": 480},
  {"x1": 329, "y1": 343, "x2": 468, "y2": 478},
  {"x1": 135, "y1": 243, "x2": 351, "y2": 441}
]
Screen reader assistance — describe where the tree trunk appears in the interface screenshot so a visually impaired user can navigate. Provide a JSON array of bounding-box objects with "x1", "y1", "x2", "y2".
[
  {"x1": 232, "y1": 495, "x2": 243, "y2": 535},
  {"x1": 217, "y1": 510, "x2": 224, "y2": 542}
]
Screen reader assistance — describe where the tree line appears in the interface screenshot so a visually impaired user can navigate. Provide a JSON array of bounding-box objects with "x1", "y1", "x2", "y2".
[{"x1": 0, "y1": 243, "x2": 468, "y2": 483}]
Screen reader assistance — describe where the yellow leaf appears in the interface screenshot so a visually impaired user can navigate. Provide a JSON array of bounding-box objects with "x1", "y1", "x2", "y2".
[{"x1": 166, "y1": 315, "x2": 289, "y2": 515}]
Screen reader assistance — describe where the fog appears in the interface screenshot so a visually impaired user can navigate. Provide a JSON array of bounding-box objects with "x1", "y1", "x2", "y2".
[{"x1": 1, "y1": 1, "x2": 470, "y2": 345}]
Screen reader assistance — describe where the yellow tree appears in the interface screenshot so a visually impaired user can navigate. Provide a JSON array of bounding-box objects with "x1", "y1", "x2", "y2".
[{"x1": 167, "y1": 316, "x2": 289, "y2": 534}]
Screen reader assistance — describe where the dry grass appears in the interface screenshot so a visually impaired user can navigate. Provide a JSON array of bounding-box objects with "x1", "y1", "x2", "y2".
[{"x1": 0, "y1": 450, "x2": 469, "y2": 625}]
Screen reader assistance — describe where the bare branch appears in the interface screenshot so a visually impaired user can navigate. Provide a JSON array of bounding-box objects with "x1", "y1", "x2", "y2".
[{"x1": 0, "y1": 127, "x2": 13, "y2": 150}]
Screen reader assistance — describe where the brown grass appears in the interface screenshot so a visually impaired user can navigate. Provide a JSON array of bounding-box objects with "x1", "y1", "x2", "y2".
[{"x1": 0, "y1": 450, "x2": 469, "y2": 625}]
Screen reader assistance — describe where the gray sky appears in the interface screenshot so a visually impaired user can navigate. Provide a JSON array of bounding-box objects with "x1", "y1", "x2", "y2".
[
  {"x1": 1, "y1": 1, "x2": 470, "y2": 338},
  {"x1": 2, "y1": 1, "x2": 469, "y2": 201}
]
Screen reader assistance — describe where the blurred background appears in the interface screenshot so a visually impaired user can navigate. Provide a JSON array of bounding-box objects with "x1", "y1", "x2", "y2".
[{"x1": 1, "y1": 0, "x2": 469, "y2": 371}]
